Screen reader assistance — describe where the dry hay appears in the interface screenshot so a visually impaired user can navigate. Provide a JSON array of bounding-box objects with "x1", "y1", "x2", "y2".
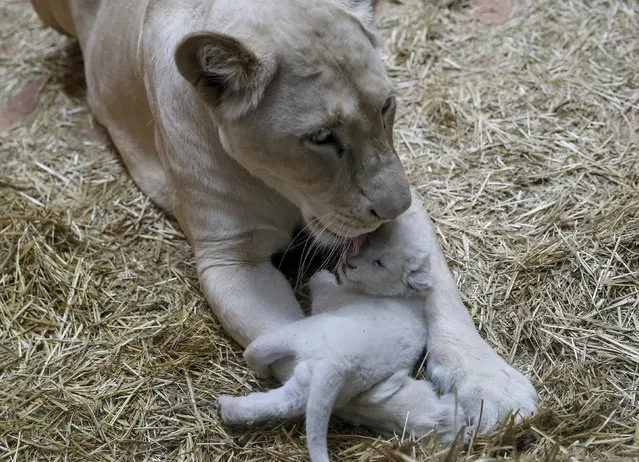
[{"x1": 1, "y1": 0, "x2": 638, "y2": 460}]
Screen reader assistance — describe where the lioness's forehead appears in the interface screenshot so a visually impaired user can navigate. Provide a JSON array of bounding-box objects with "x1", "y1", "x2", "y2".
[
  {"x1": 281, "y1": 31, "x2": 392, "y2": 123},
  {"x1": 256, "y1": 0, "x2": 389, "y2": 83},
  {"x1": 242, "y1": 0, "x2": 393, "y2": 132}
]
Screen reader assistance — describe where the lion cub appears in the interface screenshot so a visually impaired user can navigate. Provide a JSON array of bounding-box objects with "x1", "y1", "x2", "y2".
[{"x1": 218, "y1": 194, "x2": 463, "y2": 462}]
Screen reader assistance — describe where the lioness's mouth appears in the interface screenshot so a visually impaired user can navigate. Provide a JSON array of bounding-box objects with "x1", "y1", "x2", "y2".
[
  {"x1": 309, "y1": 216, "x2": 374, "y2": 240},
  {"x1": 320, "y1": 228, "x2": 368, "y2": 256},
  {"x1": 305, "y1": 214, "x2": 376, "y2": 254},
  {"x1": 331, "y1": 235, "x2": 368, "y2": 285},
  {"x1": 349, "y1": 234, "x2": 368, "y2": 257}
]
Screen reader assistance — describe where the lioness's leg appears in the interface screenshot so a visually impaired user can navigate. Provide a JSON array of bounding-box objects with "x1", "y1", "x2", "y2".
[
  {"x1": 339, "y1": 210, "x2": 537, "y2": 434},
  {"x1": 418, "y1": 211, "x2": 537, "y2": 432},
  {"x1": 198, "y1": 259, "x2": 305, "y2": 349},
  {"x1": 31, "y1": 0, "x2": 76, "y2": 36}
]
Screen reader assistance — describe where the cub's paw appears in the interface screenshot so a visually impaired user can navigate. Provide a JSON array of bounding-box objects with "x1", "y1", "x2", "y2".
[
  {"x1": 432, "y1": 393, "x2": 468, "y2": 443},
  {"x1": 309, "y1": 269, "x2": 337, "y2": 288},
  {"x1": 217, "y1": 394, "x2": 242, "y2": 425}
]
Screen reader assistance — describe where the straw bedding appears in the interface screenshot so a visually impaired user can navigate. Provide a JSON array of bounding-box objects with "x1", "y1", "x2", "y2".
[{"x1": 1, "y1": 0, "x2": 638, "y2": 460}]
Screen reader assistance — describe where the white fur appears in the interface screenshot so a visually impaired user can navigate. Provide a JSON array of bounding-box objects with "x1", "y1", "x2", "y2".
[
  {"x1": 219, "y1": 198, "x2": 465, "y2": 462},
  {"x1": 219, "y1": 271, "x2": 464, "y2": 462},
  {"x1": 342, "y1": 192, "x2": 538, "y2": 430},
  {"x1": 338, "y1": 189, "x2": 436, "y2": 297},
  {"x1": 220, "y1": 192, "x2": 538, "y2": 450}
]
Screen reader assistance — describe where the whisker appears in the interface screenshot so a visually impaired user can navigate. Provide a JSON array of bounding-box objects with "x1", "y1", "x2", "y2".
[
  {"x1": 331, "y1": 237, "x2": 350, "y2": 274},
  {"x1": 294, "y1": 218, "x2": 324, "y2": 291},
  {"x1": 300, "y1": 215, "x2": 337, "y2": 282},
  {"x1": 319, "y1": 220, "x2": 348, "y2": 273},
  {"x1": 294, "y1": 213, "x2": 336, "y2": 291},
  {"x1": 276, "y1": 214, "x2": 329, "y2": 272}
]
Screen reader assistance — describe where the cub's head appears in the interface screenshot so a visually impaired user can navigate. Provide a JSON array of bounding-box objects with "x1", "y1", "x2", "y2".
[
  {"x1": 174, "y1": 0, "x2": 410, "y2": 245},
  {"x1": 338, "y1": 190, "x2": 433, "y2": 297}
]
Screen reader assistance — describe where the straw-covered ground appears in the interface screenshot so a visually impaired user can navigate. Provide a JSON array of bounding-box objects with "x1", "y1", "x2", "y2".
[{"x1": 1, "y1": 0, "x2": 638, "y2": 460}]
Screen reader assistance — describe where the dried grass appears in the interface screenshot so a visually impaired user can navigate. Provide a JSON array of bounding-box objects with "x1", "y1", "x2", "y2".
[{"x1": 1, "y1": 0, "x2": 638, "y2": 460}]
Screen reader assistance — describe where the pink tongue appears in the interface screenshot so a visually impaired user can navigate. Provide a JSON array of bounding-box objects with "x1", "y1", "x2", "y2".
[{"x1": 350, "y1": 235, "x2": 367, "y2": 256}]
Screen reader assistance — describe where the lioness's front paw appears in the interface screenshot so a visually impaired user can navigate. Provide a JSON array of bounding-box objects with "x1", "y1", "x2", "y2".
[{"x1": 429, "y1": 346, "x2": 538, "y2": 433}]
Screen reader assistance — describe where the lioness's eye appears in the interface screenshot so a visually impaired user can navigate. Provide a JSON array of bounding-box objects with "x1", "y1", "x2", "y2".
[
  {"x1": 310, "y1": 128, "x2": 336, "y2": 145},
  {"x1": 305, "y1": 128, "x2": 343, "y2": 156},
  {"x1": 382, "y1": 96, "x2": 395, "y2": 115}
]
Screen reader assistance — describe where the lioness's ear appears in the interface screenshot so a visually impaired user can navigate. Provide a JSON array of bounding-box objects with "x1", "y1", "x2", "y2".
[
  {"x1": 339, "y1": 0, "x2": 380, "y2": 45},
  {"x1": 347, "y1": 0, "x2": 379, "y2": 13},
  {"x1": 174, "y1": 32, "x2": 276, "y2": 119}
]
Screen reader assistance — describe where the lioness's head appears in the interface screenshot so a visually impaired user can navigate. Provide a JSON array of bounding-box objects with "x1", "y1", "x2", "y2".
[{"x1": 175, "y1": 0, "x2": 411, "y2": 244}]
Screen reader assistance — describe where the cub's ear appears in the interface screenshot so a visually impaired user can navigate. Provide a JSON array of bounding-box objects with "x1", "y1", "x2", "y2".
[
  {"x1": 406, "y1": 268, "x2": 433, "y2": 293},
  {"x1": 174, "y1": 32, "x2": 276, "y2": 119}
]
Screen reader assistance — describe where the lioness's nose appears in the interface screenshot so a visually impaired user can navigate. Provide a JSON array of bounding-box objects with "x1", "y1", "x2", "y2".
[
  {"x1": 368, "y1": 174, "x2": 411, "y2": 220},
  {"x1": 369, "y1": 192, "x2": 411, "y2": 220}
]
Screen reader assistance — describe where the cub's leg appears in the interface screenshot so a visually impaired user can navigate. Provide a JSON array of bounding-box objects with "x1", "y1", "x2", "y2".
[
  {"x1": 218, "y1": 362, "x2": 311, "y2": 425},
  {"x1": 243, "y1": 322, "x2": 304, "y2": 378},
  {"x1": 339, "y1": 372, "x2": 466, "y2": 443}
]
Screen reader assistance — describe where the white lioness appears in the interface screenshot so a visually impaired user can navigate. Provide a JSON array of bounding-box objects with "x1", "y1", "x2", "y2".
[
  {"x1": 219, "y1": 195, "x2": 464, "y2": 461},
  {"x1": 32, "y1": 0, "x2": 537, "y2": 434}
]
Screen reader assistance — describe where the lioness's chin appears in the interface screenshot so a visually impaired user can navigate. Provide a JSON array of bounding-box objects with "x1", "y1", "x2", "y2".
[
  {"x1": 310, "y1": 222, "x2": 377, "y2": 249},
  {"x1": 303, "y1": 211, "x2": 379, "y2": 245},
  {"x1": 311, "y1": 226, "x2": 353, "y2": 248}
]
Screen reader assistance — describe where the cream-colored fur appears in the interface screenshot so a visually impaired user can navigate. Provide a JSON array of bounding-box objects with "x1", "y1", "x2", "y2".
[{"x1": 32, "y1": 0, "x2": 537, "y2": 436}]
